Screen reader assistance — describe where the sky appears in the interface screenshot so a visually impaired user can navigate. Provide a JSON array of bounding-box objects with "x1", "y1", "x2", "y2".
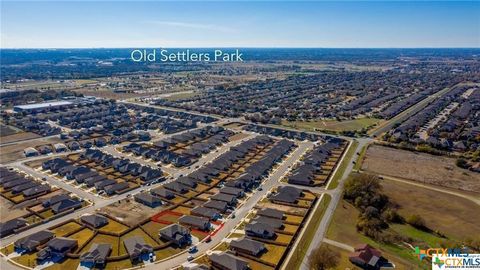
[{"x1": 1, "y1": 1, "x2": 479, "y2": 48}]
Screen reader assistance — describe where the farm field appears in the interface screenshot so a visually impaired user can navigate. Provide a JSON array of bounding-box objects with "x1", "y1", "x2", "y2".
[
  {"x1": 362, "y1": 145, "x2": 480, "y2": 193},
  {"x1": 381, "y1": 179, "x2": 480, "y2": 241}
]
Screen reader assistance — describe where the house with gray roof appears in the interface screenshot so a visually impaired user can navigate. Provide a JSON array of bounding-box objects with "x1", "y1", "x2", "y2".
[
  {"x1": 209, "y1": 252, "x2": 250, "y2": 270},
  {"x1": 211, "y1": 193, "x2": 237, "y2": 206},
  {"x1": 179, "y1": 215, "x2": 211, "y2": 231},
  {"x1": 229, "y1": 238, "x2": 266, "y2": 257},
  {"x1": 159, "y1": 224, "x2": 191, "y2": 247},
  {"x1": 150, "y1": 187, "x2": 175, "y2": 200},
  {"x1": 219, "y1": 186, "x2": 244, "y2": 198},
  {"x1": 0, "y1": 218, "x2": 28, "y2": 238},
  {"x1": 245, "y1": 222, "x2": 275, "y2": 239},
  {"x1": 14, "y1": 230, "x2": 55, "y2": 252},
  {"x1": 203, "y1": 200, "x2": 229, "y2": 213},
  {"x1": 191, "y1": 206, "x2": 221, "y2": 221},
  {"x1": 123, "y1": 236, "x2": 153, "y2": 263},
  {"x1": 134, "y1": 192, "x2": 162, "y2": 208},
  {"x1": 80, "y1": 243, "x2": 111, "y2": 268},
  {"x1": 80, "y1": 214, "x2": 109, "y2": 229},
  {"x1": 269, "y1": 186, "x2": 303, "y2": 204},
  {"x1": 257, "y1": 208, "x2": 284, "y2": 220},
  {"x1": 36, "y1": 237, "x2": 78, "y2": 262},
  {"x1": 51, "y1": 198, "x2": 82, "y2": 214}
]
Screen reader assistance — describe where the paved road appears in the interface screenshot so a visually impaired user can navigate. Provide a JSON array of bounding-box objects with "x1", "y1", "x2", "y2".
[
  {"x1": 143, "y1": 141, "x2": 313, "y2": 270},
  {"x1": 369, "y1": 85, "x2": 456, "y2": 138},
  {"x1": 296, "y1": 139, "x2": 367, "y2": 270}
]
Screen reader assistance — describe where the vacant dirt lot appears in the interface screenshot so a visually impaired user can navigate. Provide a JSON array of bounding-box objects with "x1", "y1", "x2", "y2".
[
  {"x1": 99, "y1": 199, "x2": 162, "y2": 227},
  {"x1": 362, "y1": 145, "x2": 480, "y2": 193},
  {"x1": 0, "y1": 196, "x2": 29, "y2": 221},
  {"x1": 0, "y1": 132, "x2": 41, "y2": 144}
]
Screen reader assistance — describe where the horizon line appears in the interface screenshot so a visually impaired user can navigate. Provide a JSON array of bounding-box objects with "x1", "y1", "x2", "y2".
[{"x1": 2, "y1": 47, "x2": 480, "y2": 50}]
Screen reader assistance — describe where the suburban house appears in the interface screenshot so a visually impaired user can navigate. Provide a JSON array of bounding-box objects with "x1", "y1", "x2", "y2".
[
  {"x1": 191, "y1": 206, "x2": 221, "y2": 221},
  {"x1": 134, "y1": 192, "x2": 162, "y2": 207},
  {"x1": 36, "y1": 237, "x2": 78, "y2": 262},
  {"x1": 179, "y1": 215, "x2": 211, "y2": 231},
  {"x1": 80, "y1": 214, "x2": 109, "y2": 229},
  {"x1": 150, "y1": 187, "x2": 175, "y2": 200},
  {"x1": 245, "y1": 222, "x2": 275, "y2": 239},
  {"x1": 0, "y1": 218, "x2": 28, "y2": 238},
  {"x1": 269, "y1": 186, "x2": 304, "y2": 204},
  {"x1": 80, "y1": 243, "x2": 111, "y2": 268},
  {"x1": 349, "y1": 244, "x2": 395, "y2": 270},
  {"x1": 123, "y1": 236, "x2": 153, "y2": 263},
  {"x1": 209, "y1": 252, "x2": 250, "y2": 270},
  {"x1": 257, "y1": 208, "x2": 285, "y2": 220},
  {"x1": 229, "y1": 238, "x2": 267, "y2": 257},
  {"x1": 14, "y1": 230, "x2": 55, "y2": 252},
  {"x1": 159, "y1": 224, "x2": 191, "y2": 247}
]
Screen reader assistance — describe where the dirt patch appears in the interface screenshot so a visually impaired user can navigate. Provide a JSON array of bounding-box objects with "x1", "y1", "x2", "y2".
[
  {"x1": 0, "y1": 137, "x2": 62, "y2": 163},
  {"x1": 0, "y1": 196, "x2": 29, "y2": 221},
  {"x1": 99, "y1": 199, "x2": 162, "y2": 227},
  {"x1": 0, "y1": 132, "x2": 41, "y2": 144},
  {"x1": 362, "y1": 145, "x2": 480, "y2": 193}
]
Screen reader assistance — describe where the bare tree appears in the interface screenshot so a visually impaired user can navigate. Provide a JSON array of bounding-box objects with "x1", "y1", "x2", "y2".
[{"x1": 309, "y1": 245, "x2": 340, "y2": 270}]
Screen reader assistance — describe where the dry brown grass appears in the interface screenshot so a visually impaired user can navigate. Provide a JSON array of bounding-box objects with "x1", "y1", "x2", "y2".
[{"x1": 362, "y1": 145, "x2": 480, "y2": 193}]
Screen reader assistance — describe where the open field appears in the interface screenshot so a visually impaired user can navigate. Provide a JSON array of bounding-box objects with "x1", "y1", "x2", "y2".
[
  {"x1": 326, "y1": 176, "x2": 480, "y2": 270},
  {"x1": 0, "y1": 132, "x2": 41, "y2": 145},
  {"x1": 163, "y1": 91, "x2": 198, "y2": 101},
  {"x1": 0, "y1": 196, "x2": 29, "y2": 220},
  {"x1": 326, "y1": 200, "x2": 426, "y2": 269},
  {"x1": 0, "y1": 137, "x2": 62, "y2": 163},
  {"x1": 282, "y1": 117, "x2": 382, "y2": 132},
  {"x1": 381, "y1": 179, "x2": 480, "y2": 241},
  {"x1": 0, "y1": 124, "x2": 21, "y2": 137},
  {"x1": 362, "y1": 145, "x2": 480, "y2": 193}
]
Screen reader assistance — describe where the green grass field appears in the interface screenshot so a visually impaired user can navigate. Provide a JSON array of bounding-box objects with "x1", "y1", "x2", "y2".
[
  {"x1": 327, "y1": 140, "x2": 358, "y2": 190},
  {"x1": 281, "y1": 117, "x2": 382, "y2": 132}
]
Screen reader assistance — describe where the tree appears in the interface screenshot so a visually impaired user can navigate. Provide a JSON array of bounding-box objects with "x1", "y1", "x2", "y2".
[
  {"x1": 309, "y1": 245, "x2": 340, "y2": 270},
  {"x1": 406, "y1": 214, "x2": 427, "y2": 230}
]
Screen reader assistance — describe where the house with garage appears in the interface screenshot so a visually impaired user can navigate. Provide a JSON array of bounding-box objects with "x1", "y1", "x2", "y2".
[
  {"x1": 134, "y1": 192, "x2": 162, "y2": 207},
  {"x1": 209, "y1": 252, "x2": 250, "y2": 270},
  {"x1": 80, "y1": 214, "x2": 109, "y2": 229},
  {"x1": 80, "y1": 243, "x2": 111, "y2": 268},
  {"x1": 14, "y1": 230, "x2": 55, "y2": 252},
  {"x1": 179, "y1": 215, "x2": 211, "y2": 231},
  {"x1": 36, "y1": 237, "x2": 78, "y2": 262},
  {"x1": 159, "y1": 224, "x2": 191, "y2": 247},
  {"x1": 123, "y1": 236, "x2": 153, "y2": 263},
  {"x1": 229, "y1": 238, "x2": 267, "y2": 257}
]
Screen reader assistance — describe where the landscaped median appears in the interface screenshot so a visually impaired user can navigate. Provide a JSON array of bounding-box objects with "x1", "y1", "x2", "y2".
[{"x1": 283, "y1": 193, "x2": 332, "y2": 270}]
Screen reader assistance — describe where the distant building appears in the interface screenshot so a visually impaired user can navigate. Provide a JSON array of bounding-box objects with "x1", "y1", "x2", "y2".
[{"x1": 14, "y1": 101, "x2": 73, "y2": 113}]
